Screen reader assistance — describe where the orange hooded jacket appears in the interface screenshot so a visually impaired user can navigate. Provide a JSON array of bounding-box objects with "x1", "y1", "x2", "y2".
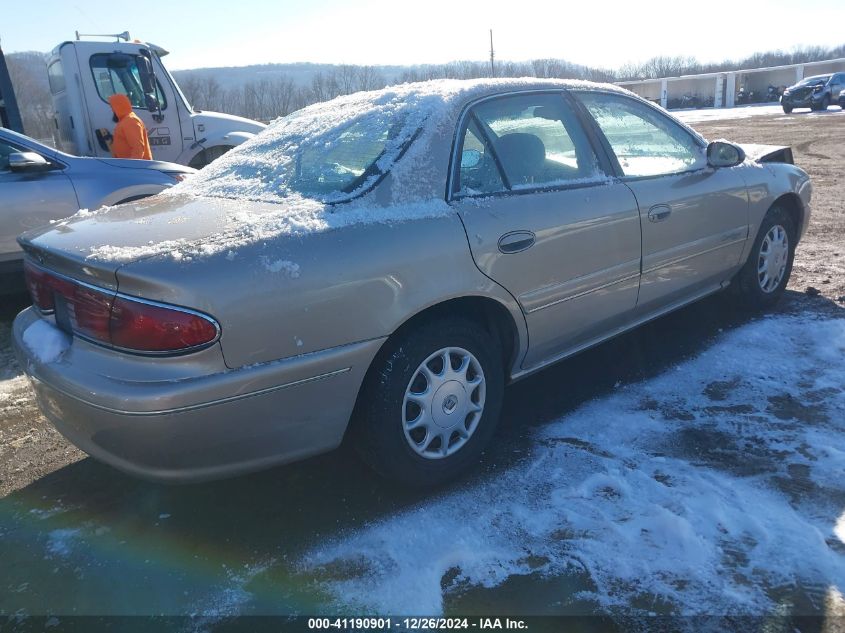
[{"x1": 108, "y1": 94, "x2": 153, "y2": 160}]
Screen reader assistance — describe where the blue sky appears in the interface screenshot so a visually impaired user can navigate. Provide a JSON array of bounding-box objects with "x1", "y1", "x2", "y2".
[{"x1": 2, "y1": 0, "x2": 844, "y2": 70}]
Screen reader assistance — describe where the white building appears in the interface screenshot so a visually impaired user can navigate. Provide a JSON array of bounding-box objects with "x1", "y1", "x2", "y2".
[{"x1": 616, "y1": 57, "x2": 845, "y2": 109}]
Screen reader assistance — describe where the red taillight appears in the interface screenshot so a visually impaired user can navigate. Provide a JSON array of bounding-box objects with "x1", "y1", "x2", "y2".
[
  {"x1": 67, "y1": 284, "x2": 114, "y2": 343},
  {"x1": 24, "y1": 261, "x2": 57, "y2": 312},
  {"x1": 110, "y1": 297, "x2": 219, "y2": 352},
  {"x1": 23, "y1": 261, "x2": 218, "y2": 354}
]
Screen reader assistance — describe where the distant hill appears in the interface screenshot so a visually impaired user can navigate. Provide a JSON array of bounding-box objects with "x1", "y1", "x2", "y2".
[
  {"x1": 4, "y1": 51, "x2": 52, "y2": 142},
  {"x1": 172, "y1": 62, "x2": 410, "y2": 91}
]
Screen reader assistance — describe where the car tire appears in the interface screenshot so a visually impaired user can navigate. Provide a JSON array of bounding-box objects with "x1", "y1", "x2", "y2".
[
  {"x1": 782, "y1": 104, "x2": 793, "y2": 114},
  {"x1": 821, "y1": 95, "x2": 831, "y2": 111},
  {"x1": 730, "y1": 205, "x2": 796, "y2": 309},
  {"x1": 353, "y1": 316, "x2": 504, "y2": 487}
]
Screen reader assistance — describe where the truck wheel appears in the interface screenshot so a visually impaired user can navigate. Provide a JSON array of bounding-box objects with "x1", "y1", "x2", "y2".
[
  {"x1": 188, "y1": 145, "x2": 233, "y2": 169},
  {"x1": 353, "y1": 317, "x2": 504, "y2": 487},
  {"x1": 730, "y1": 205, "x2": 796, "y2": 309}
]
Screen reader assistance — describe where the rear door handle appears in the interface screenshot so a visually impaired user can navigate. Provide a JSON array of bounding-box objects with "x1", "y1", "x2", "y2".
[
  {"x1": 498, "y1": 231, "x2": 535, "y2": 254},
  {"x1": 648, "y1": 204, "x2": 672, "y2": 222}
]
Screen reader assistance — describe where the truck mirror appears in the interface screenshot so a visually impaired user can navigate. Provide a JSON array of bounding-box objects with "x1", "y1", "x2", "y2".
[
  {"x1": 144, "y1": 93, "x2": 160, "y2": 112},
  {"x1": 136, "y1": 53, "x2": 156, "y2": 98}
]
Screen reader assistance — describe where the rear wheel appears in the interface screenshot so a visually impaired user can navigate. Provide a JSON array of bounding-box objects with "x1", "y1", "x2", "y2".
[
  {"x1": 730, "y1": 205, "x2": 796, "y2": 309},
  {"x1": 353, "y1": 317, "x2": 504, "y2": 487}
]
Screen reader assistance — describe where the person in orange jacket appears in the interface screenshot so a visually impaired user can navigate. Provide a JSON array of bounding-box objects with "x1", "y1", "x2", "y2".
[{"x1": 98, "y1": 94, "x2": 153, "y2": 160}]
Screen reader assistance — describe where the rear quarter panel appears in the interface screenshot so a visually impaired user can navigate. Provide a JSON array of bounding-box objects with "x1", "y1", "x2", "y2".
[{"x1": 115, "y1": 211, "x2": 528, "y2": 371}]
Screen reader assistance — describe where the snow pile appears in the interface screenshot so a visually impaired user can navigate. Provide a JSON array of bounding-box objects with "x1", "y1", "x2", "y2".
[
  {"x1": 300, "y1": 314, "x2": 845, "y2": 615},
  {"x1": 260, "y1": 257, "x2": 300, "y2": 277},
  {"x1": 22, "y1": 319, "x2": 70, "y2": 364}
]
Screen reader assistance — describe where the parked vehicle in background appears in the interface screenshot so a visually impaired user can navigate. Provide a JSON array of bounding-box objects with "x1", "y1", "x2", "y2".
[
  {"x1": 766, "y1": 85, "x2": 784, "y2": 102},
  {"x1": 12, "y1": 79, "x2": 812, "y2": 487},
  {"x1": 0, "y1": 127, "x2": 194, "y2": 291},
  {"x1": 47, "y1": 32, "x2": 266, "y2": 168},
  {"x1": 839, "y1": 88, "x2": 845, "y2": 109},
  {"x1": 780, "y1": 73, "x2": 845, "y2": 113}
]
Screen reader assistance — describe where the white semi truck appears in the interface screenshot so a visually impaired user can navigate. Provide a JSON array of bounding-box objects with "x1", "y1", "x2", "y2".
[{"x1": 46, "y1": 32, "x2": 265, "y2": 167}]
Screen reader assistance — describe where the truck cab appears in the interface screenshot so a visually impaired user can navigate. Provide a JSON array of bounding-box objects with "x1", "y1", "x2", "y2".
[{"x1": 47, "y1": 36, "x2": 265, "y2": 167}]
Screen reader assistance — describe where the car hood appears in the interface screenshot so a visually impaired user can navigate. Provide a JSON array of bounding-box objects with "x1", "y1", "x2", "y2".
[
  {"x1": 736, "y1": 143, "x2": 793, "y2": 164},
  {"x1": 93, "y1": 157, "x2": 195, "y2": 173},
  {"x1": 787, "y1": 82, "x2": 823, "y2": 91}
]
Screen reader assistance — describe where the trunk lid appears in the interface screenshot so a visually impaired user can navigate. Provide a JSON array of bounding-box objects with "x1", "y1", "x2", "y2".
[
  {"x1": 18, "y1": 193, "x2": 329, "y2": 286},
  {"x1": 17, "y1": 194, "x2": 261, "y2": 273}
]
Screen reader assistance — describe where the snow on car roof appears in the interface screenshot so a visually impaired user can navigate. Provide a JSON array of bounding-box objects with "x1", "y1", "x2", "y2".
[
  {"x1": 170, "y1": 77, "x2": 625, "y2": 205},
  {"x1": 84, "y1": 78, "x2": 628, "y2": 263}
]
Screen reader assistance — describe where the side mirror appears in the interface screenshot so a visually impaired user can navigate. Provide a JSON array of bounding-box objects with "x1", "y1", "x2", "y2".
[
  {"x1": 9, "y1": 152, "x2": 49, "y2": 171},
  {"x1": 136, "y1": 53, "x2": 156, "y2": 98},
  {"x1": 461, "y1": 149, "x2": 482, "y2": 169},
  {"x1": 137, "y1": 49, "x2": 163, "y2": 122},
  {"x1": 144, "y1": 93, "x2": 161, "y2": 112},
  {"x1": 707, "y1": 141, "x2": 745, "y2": 168}
]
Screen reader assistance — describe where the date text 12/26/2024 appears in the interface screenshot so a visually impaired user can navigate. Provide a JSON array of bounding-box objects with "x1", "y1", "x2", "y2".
[{"x1": 308, "y1": 618, "x2": 529, "y2": 630}]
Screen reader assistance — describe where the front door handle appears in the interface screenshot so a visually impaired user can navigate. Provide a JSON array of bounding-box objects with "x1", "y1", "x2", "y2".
[
  {"x1": 648, "y1": 204, "x2": 672, "y2": 222},
  {"x1": 498, "y1": 231, "x2": 535, "y2": 254}
]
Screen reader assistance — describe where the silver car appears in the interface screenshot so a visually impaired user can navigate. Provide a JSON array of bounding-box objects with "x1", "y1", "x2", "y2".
[
  {"x1": 0, "y1": 127, "x2": 195, "y2": 290},
  {"x1": 12, "y1": 80, "x2": 812, "y2": 486}
]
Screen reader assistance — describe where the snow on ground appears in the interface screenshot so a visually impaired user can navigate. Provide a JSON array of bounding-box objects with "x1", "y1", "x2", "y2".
[
  {"x1": 300, "y1": 314, "x2": 845, "y2": 615},
  {"x1": 674, "y1": 103, "x2": 845, "y2": 123}
]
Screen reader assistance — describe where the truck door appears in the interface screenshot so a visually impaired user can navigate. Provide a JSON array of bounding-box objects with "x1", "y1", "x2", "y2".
[{"x1": 83, "y1": 50, "x2": 182, "y2": 162}]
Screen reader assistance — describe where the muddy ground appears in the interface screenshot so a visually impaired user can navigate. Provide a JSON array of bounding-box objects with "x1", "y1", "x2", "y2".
[
  {"x1": 0, "y1": 108, "x2": 843, "y2": 626},
  {"x1": 2, "y1": 109, "x2": 843, "y2": 497}
]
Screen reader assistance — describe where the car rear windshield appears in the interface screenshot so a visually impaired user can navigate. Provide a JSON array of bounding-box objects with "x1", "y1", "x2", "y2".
[{"x1": 172, "y1": 94, "x2": 427, "y2": 204}]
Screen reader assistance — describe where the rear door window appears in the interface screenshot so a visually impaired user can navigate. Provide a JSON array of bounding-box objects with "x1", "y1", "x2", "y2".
[{"x1": 454, "y1": 93, "x2": 600, "y2": 196}]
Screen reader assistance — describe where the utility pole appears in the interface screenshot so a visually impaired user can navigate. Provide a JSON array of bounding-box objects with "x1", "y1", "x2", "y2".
[{"x1": 489, "y1": 29, "x2": 495, "y2": 78}]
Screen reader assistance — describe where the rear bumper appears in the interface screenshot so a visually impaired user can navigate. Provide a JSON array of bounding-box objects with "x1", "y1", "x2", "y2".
[{"x1": 13, "y1": 308, "x2": 384, "y2": 482}]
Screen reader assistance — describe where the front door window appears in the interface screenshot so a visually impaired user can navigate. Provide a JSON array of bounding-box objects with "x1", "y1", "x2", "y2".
[{"x1": 576, "y1": 92, "x2": 705, "y2": 177}]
